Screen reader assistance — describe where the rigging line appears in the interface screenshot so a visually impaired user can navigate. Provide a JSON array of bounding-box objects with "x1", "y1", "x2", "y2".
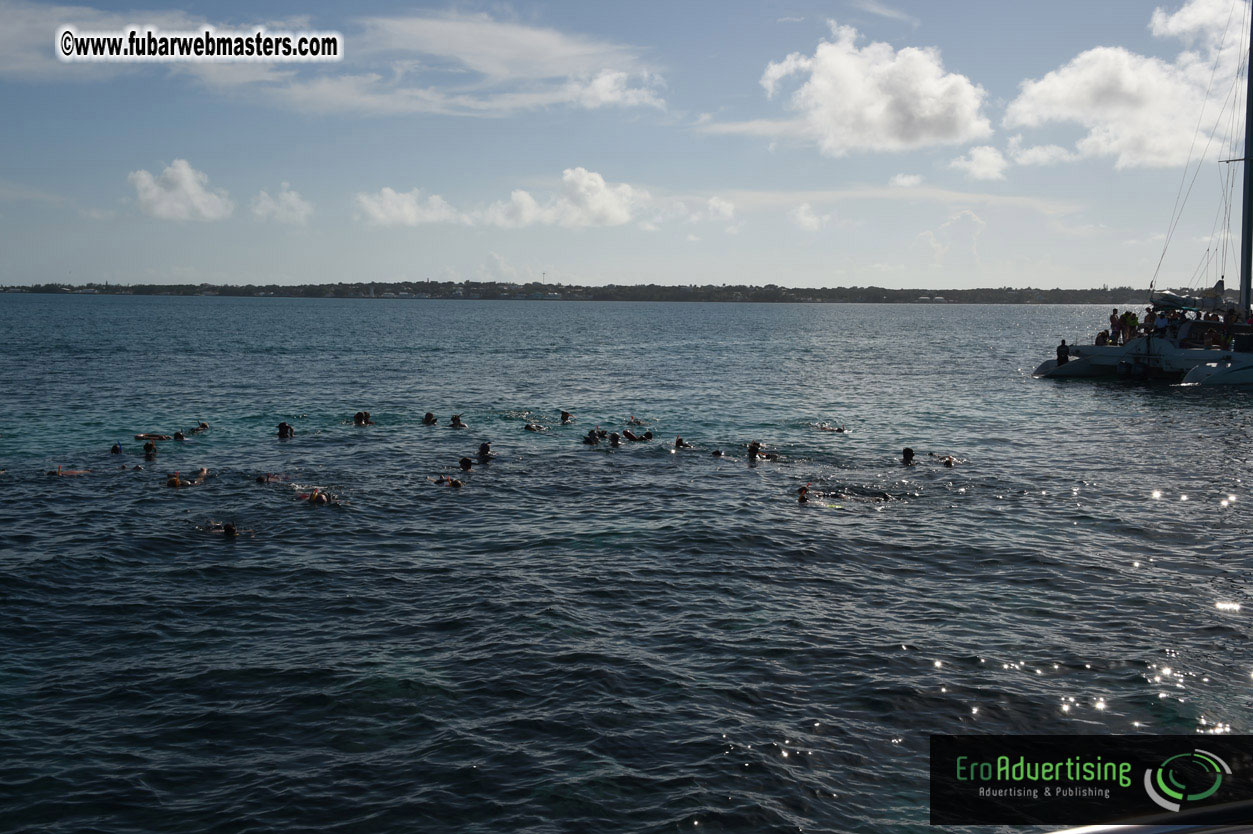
[
  {"x1": 1151, "y1": 0, "x2": 1242, "y2": 286},
  {"x1": 1156, "y1": 62, "x2": 1244, "y2": 290}
]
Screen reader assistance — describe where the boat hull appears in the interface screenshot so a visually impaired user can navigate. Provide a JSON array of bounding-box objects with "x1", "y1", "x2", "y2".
[{"x1": 1033, "y1": 338, "x2": 1235, "y2": 380}]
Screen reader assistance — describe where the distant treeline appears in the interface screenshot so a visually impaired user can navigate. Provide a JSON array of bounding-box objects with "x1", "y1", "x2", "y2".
[{"x1": 2, "y1": 280, "x2": 1173, "y2": 305}]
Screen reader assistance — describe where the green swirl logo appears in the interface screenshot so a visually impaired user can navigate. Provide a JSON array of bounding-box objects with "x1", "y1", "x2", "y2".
[{"x1": 1144, "y1": 749, "x2": 1231, "y2": 812}]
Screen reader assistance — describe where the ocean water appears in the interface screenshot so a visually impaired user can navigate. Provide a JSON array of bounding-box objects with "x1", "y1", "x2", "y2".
[{"x1": 1, "y1": 293, "x2": 1251, "y2": 833}]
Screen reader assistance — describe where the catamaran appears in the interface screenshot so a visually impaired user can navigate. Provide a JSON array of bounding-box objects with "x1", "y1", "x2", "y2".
[{"x1": 1033, "y1": 5, "x2": 1253, "y2": 385}]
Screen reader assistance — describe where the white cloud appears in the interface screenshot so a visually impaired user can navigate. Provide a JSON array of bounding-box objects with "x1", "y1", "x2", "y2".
[
  {"x1": 1004, "y1": 0, "x2": 1248, "y2": 168},
  {"x1": 356, "y1": 168, "x2": 649, "y2": 230},
  {"x1": 128, "y1": 159, "x2": 233, "y2": 221},
  {"x1": 252, "y1": 183, "x2": 313, "y2": 224},
  {"x1": 949, "y1": 146, "x2": 1008, "y2": 180},
  {"x1": 707, "y1": 21, "x2": 990, "y2": 156},
  {"x1": 918, "y1": 209, "x2": 986, "y2": 263},
  {"x1": 1006, "y1": 135, "x2": 1079, "y2": 166},
  {"x1": 890, "y1": 173, "x2": 923, "y2": 187},
  {"x1": 355, "y1": 187, "x2": 466, "y2": 226},
  {"x1": 790, "y1": 202, "x2": 832, "y2": 230},
  {"x1": 705, "y1": 196, "x2": 736, "y2": 221},
  {"x1": 335, "y1": 12, "x2": 665, "y2": 115},
  {"x1": 848, "y1": 0, "x2": 920, "y2": 27}
]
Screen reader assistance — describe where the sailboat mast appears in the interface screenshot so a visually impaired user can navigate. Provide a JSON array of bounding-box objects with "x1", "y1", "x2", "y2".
[{"x1": 1241, "y1": 7, "x2": 1253, "y2": 315}]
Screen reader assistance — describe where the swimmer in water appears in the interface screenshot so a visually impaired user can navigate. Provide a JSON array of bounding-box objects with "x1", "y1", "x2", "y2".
[
  {"x1": 609, "y1": 431, "x2": 621, "y2": 447},
  {"x1": 642, "y1": 431, "x2": 653, "y2": 441},
  {"x1": 560, "y1": 410, "x2": 573, "y2": 423},
  {"x1": 190, "y1": 421, "x2": 209, "y2": 434},
  {"x1": 623, "y1": 429, "x2": 641, "y2": 442},
  {"x1": 450, "y1": 415, "x2": 466, "y2": 429},
  {"x1": 797, "y1": 485, "x2": 810, "y2": 503},
  {"x1": 166, "y1": 471, "x2": 186, "y2": 488},
  {"x1": 459, "y1": 457, "x2": 473, "y2": 472},
  {"x1": 524, "y1": 422, "x2": 543, "y2": 432},
  {"x1": 747, "y1": 441, "x2": 762, "y2": 460},
  {"x1": 627, "y1": 415, "x2": 644, "y2": 426},
  {"x1": 817, "y1": 423, "x2": 846, "y2": 433},
  {"x1": 47, "y1": 465, "x2": 90, "y2": 476},
  {"x1": 189, "y1": 467, "x2": 209, "y2": 484},
  {"x1": 353, "y1": 411, "x2": 365, "y2": 426},
  {"x1": 173, "y1": 431, "x2": 185, "y2": 441},
  {"x1": 135, "y1": 433, "x2": 171, "y2": 441},
  {"x1": 583, "y1": 429, "x2": 600, "y2": 445},
  {"x1": 423, "y1": 412, "x2": 438, "y2": 425},
  {"x1": 675, "y1": 437, "x2": 693, "y2": 449},
  {"x1": 477, "y1": 442, "x2": 493, "y2": 462},
  {"x1": 277, "y1": 422, "x2": 294, "y2": 439},
  {"x1": 110, "y1": 443, "x2": 122, "y2": 454},
  {"x1": 902, "y1": 447, "x2": 915, "y2": 465},
  {"x1": 432, "y1": 475, "x2": 463, "y2": 488},
  {"x1": 711, "y1": 450, "x2": 724, "y2": 457},
  {"x1": 144, "y1": 440, "x2": 157, "y2": 459}
]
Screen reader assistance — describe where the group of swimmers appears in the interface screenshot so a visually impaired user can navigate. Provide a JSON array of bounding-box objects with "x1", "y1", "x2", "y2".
[{"x1": 37, "y1": 408, "x2": 965, "y2": 530}]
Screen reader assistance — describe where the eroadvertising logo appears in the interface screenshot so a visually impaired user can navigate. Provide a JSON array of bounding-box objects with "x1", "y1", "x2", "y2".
[
  {"x1": 1143, "y1": 748, "x2": 1231, "y2": 812},
  {"x1": 930, "y1": 735, "x2": 1253, "y2": 825}
]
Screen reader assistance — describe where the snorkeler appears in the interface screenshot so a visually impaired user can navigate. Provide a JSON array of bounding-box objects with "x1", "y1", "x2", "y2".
[
  {"x1": 627, "y1": 416, "x2": 644, "y2": 426},
  {"x1": 711, "y1": 450, "x2": 724, "y2": 457},
  {"x1": 423, "y1": 412, "x2": 438, "y2": 425},
  {"x1": 902, "y1": 447, "x2": 915, "y2": 465},
  {"x1": 459, "y1": 457, "x2": 473, "y2": 472},
  {"x1": 432, "y1": 475, "x2": 463, "y2": 488},
  {"x1": 190, "y1": 421, "x2": 209, "y2": 434},
  {"x1": 477, "y1": 442, "x2": 493, "y2": 461},
  {"x1": 47, "y1": 465, "x2": 90, "y2": 476},
  {"x1": 609, "y1": 432, "x2": 621, "y2": 447},
  {"x1": 144, "y1": 440, "x2": 157, "y2": 459},
  {"x1": 675, "y1": 437, "x2": 693, "y2": 449},
  {"x1": 110, "y1": 443, "x2": 122, "y2": 454},
  {"x1": 277, "y1": 422, "x2": 295, "y2": 439},
  {"x1": 524, "y1": 422, "x2": 543, "y2": 432},
  {"x1": 797, "y1": 485, "x2": 810, "y2": 504},
  {"x1": 583, "y1": 429, "x2": 600, "y2": 445},
  {"x1": 623, "y1": 429, "x2": 641, "y2": 442},
  {"x1": 134, "y1": 433, "x2": 171, "y2": 441},
  {"x1": 560, "y1": 410, "x2": 573, "y2": 423},
  {"x1": 450, "y1": 415, "x2": 466, "y2": 429},
  {"x1": 818, "y1": 423, "x2": 846, "y2": 433}
]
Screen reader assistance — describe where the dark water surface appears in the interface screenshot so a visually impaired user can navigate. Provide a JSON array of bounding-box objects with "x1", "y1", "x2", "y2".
[{"x1": 1, "y1": 294, "x2": 1250, "y2": 833}]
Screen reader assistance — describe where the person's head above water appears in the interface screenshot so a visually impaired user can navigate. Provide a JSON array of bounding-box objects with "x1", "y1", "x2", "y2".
[
  {"x1": 459, "y1": 457, "x2": 473, "y2": 471},
  {"x1": 174, "y1": 431, "x2": 185, "y2": 441},
  {"x1": 560, "y1": 410, "x2": 572, "y2": 422},
  {"x1": 223, "y1": 522, "x2": 237, "y2": 537},
  {"x1": 902, "y1": 447, "x2": 915, "y2": 464},
  {"x1": 110, "y1": 443, "x2": 121, "y2": 454},
  {"x1": 423, "y1": 412, "x2": 437, "y2": 424},
  {"x1": 478, "y1": 442, "x2": 491, "y2": 456}
]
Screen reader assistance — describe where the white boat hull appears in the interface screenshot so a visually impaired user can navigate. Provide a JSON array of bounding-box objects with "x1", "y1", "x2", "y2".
[{"x1": 1033, "y1": 336, "x2": 1236, "y2": 380}]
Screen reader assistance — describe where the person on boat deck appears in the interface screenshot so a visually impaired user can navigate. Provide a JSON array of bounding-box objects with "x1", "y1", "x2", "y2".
[
  {"x1": 1109, "y1": 309, "x2": 1120, "y2": 343},
  {"x1": 1154, "y1": 312, "x2": 1169, "y2": 333},
  {"x1": 1094, "y1": 330, "x2": 1109, "y2": 346},
  {"x1": 1056, "y1": 339, "x2": 1069, "y2": 366}
]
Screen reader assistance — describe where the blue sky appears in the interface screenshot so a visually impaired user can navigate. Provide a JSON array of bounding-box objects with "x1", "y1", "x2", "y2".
[{"x1": 1, "y1": 0, "x2": 1250, "y2": 288}]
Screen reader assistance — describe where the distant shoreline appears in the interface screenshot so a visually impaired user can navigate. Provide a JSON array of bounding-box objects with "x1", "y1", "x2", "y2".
[{"x1": 0, "y1": 281, "x2": 1182, "y2": 306}]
